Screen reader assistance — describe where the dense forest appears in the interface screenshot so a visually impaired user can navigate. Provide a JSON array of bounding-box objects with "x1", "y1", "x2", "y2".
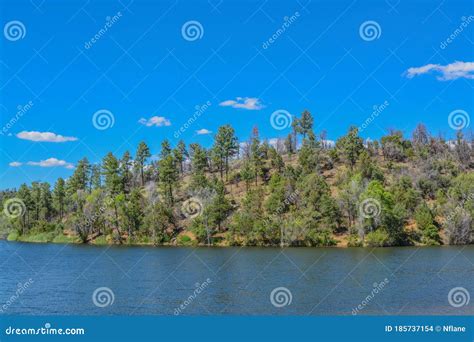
[{"x1": 1, "y1": 110, "x2": 473, "y2": 247}]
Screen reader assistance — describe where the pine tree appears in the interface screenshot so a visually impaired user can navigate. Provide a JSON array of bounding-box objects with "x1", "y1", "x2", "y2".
[
  {"x1": 120, "y1": 151, "x2": 132, "y2": 193},
  {"x1": 135, "y1": 141, "x2": 151, "y2": 186},
  {"x1": 53, "y1": 178, "x2": 66, "y2": 220},
  {"x1": 336, "y1": 126, "x2": 364, "y2": 169},
  {"x1": 174, "y1": 140, "x2": 188, "y2": 175},
  {"x1": 159, "y1": 154, "x2": 179, "y2": 205}
]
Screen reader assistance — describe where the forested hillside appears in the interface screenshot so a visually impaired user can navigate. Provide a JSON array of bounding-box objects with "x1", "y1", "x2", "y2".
[{"x1": 1, "y1": 110, "x2": 473, "y2": 247}]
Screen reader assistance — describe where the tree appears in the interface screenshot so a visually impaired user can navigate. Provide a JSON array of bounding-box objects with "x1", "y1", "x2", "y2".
[
  {"x1": 298, "y1": 131, "x2": 322, "y2": 174},
  {"x1": 284, "y1": 133, "x2": 295, "y2": 159},
  {"x1": 174, "y1": 140, "x2": 188, "y2": 175},
  {"x1": 189, "y1": 143, "x2": 209, "y2": 190},
  {"x1": 240, "y1": 160, "x2": 255, "y2": 192},
  {"x1": 69, "y1": 158, "x2": 90, "y2": 193},
  {"x1": 160, "y1": 139, "x2": 172, "y2": 159},
  {"x1": 250, "y1": 127, "x2": 264, "y2": 186},
  {"x1": 53, "y1": 178, "x2": 66, "y2": 220},
  {"x1": 159, "y1": 154, "x2": 179, "y2": 205},
  {"x1": 135, "y1": 141, "x2": 151, "y2": 186},
  {"x1": 204, "y1": 180, "x2": 232, "y2": 232},
  {"x1": 17, "y1": 183, "x2": 33, "y2": 232},
  {"x1": 381, "y1": 130, "x2": 410, "y2": 162},
  {"x1": 294, "y1": 110, "x2": 314, "y2": 139},
  {"x1": 90, "y1": 164, "x2": 102, "y2": 190},
  {"x1": 213, "y1": 125, "x2": 239, "y2": 181},
  {"x1": 117, "y1": 189, "x2": 144, "y2": 237},
  {"x1": 120, "y1": 151, "x2": 133, "y2": 193},
  {"x1": 336, "y1": 126, "x2": 364, "y2": 169}
]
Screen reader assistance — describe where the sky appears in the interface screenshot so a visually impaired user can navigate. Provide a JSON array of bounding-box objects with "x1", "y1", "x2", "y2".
[{"x1": 0, "y1": 0, "x2": 473, "y2": 189}]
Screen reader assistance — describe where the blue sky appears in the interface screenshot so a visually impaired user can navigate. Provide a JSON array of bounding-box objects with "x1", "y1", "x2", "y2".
[{"x1": 0, "y1": 0, "x2": 473, "y2": 189}]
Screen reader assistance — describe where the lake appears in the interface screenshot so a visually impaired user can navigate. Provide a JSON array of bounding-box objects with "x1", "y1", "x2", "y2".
[{"x1": 0, "y1": 240, "x2": 473, "y2": 315}]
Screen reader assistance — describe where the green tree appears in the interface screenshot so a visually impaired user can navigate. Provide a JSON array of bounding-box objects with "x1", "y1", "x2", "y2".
[
  {"x1": 135, "y1": 141, "x2": 151, "y2": 186},
  {"x1": 120, "y1": 151, "x2": 133, "y2": 193},
  {"x1": 336, "y1": 126, "x2": 364, "y2": 169},
  {"x1": 53, "y1": 178, "x2": 66, "y2": 220},
  {"x1": 212, "y1": 125, "x2": 239, "y2": 181},
  {"x1": 159, "y1": 155, "x2": 179, "y2": 205}
]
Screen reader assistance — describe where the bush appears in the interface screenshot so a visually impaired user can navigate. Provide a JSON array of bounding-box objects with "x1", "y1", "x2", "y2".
[
  {"x1": 306, "y1": 230, "x2": 336, "y2": 247},
  {"x1": 7, "y1": 230, "x2": 19, "y2": 241},
  {"x1": 347, "y1": 234, "x2": 363, "y2": 247},
  {"x1": 365, "y1": 229, "x2": 390, "y2": 247},
  {"x1": 178, "y1": 235, "x2": 193, "y2": 246}
]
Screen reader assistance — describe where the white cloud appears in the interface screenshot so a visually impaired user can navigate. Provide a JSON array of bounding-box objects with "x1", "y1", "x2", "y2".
[
  {"x1": 138, "y1": 116, "x2": 171, "y2": 127},
  {"x1": 26, "y1": 158, "x2": 74, "y2": 169},
  {"x1": 16, "y1": 131, "x2": 78, "y2": 142},
  {"x1": 9, "y1": 161, "x2": 22, "y2": 167},
  {"x1": 196, "y1": 128, "x2": 212, "y2": 135},
  {"x1": 219, "y1": 97, "x2": 265, "y2": 110},
  {"x1": 405, "y1": 61, "x2": 474, "y2": 80}
]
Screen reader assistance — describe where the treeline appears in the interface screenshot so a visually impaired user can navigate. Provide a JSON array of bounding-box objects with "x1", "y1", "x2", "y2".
[{"x1": 1, "y1": 110, "x2": 473, "y2": 247}]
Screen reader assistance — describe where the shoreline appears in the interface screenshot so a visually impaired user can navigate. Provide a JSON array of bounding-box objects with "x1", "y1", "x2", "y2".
[{"x1": 1, "y1": 236, "x2": 460, "y2": 249}]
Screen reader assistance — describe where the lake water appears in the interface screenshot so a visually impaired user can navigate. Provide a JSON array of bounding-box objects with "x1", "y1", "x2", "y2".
[{"x1": 0, "y1": 240, "x2": 473, "y2": 315}]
